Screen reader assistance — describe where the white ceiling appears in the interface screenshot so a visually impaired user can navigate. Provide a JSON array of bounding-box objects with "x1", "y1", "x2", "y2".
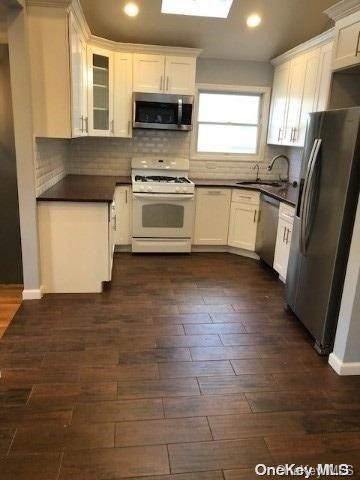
[{"x1": 80, "y1": 0, "x2": 336, "y2": 61}]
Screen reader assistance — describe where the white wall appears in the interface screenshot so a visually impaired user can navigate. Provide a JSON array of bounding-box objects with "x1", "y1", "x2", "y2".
[
  {"x1": 196, "y1": 58, "x2": 274, "y2": 87},
  {"x1": 330, "y1": 194, "x2": 360, "y2": 375},
  {"x1": 7, "y1": 2, "x2": 42, "y2": 299}
]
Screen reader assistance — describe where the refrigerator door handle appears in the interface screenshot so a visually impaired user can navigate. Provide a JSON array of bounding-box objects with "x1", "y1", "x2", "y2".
[
  {"x1": 303, "y1": 139, "x2": 322, "y2": 254},
  {"x1": 299, "y1": 139, "x2": 318, "y2": 255}
]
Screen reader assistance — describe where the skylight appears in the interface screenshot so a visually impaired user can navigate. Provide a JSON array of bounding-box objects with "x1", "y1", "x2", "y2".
[{"x1": 161, "y1": 0, "x2": 234, "y2": 18}]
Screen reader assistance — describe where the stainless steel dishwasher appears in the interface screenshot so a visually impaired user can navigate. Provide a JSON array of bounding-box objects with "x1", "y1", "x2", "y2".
[{"x1": 256, "y1": 194, "x2": 280, "y2": 267}]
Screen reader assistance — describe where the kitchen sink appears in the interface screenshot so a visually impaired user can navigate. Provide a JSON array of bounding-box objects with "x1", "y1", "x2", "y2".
[{"x1": 236, "y1": 180, "x2": 284, "y2": 187}]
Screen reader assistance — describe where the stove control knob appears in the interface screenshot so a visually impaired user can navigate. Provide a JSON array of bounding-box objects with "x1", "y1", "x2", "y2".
[
  {"x1": 175, "y1": 187, "x2": 181, "y2": 192},
  {"x1": 140, "y1": 186, "x2": 145, "y2": 192},
  {"x1": 182, "y1": 187, "x2": 187, "y2": 193},
  {"x1": 147, "y1": 186, "x2": 152, "y2": 192}
]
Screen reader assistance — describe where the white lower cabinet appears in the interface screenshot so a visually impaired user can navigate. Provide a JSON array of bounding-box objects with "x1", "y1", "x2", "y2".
[
  {"x1": 114, "y1": 186, "x2": 132, "y2": 245},
  {"x1": 273, "y1": 203, "x2": 295, "y2": 281},
  {"x1": 228, "y1": 190, "x2": 260, "y2": 251},
  {"x1": 38, "y1": 201, "x2": 114, "y2": 293},
  {"x1": 193, "y1": 188, "x2": 231, "y2": 245}
]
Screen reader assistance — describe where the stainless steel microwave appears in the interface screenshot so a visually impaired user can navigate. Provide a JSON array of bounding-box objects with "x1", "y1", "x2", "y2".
[{"x1": 133, "y1": 92, "x2": 194, "y2": 131}]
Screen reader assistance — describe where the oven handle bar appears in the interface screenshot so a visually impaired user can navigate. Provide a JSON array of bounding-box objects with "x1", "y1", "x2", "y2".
[{"x1": 133, "y1": 193, "x2": 194, "y2": 201}]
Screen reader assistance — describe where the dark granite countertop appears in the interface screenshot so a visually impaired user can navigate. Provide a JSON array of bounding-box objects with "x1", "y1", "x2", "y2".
[
  {"x1": 37, "y1": 175, "x2": 132, "y2": 203},
  {"x1": 192, "y1": 179, "x2": 298, "y2": 207},
  {"x1": 37, "y1": 174, "x2": 298, "y2": 207}
]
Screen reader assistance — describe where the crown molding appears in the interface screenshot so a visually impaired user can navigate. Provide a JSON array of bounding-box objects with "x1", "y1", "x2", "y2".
[
  {"x1": 26, "y1": 0, "x2": 71, "y2": 6},
  {"x1": 324, "y1": 0, "x2": 360, "y2": 22},
  {"x1": 271, "y1": 28, "x2": 335, "y2": 66},
  {"x1": 71, "y1": 0, "x2": 90, "y2": 39},
  {"x1": 88, "y1": 35, "x2": 202, "y2": 57}
]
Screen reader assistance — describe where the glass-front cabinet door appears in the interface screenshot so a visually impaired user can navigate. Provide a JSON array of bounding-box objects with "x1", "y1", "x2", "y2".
[{"x1": 87, "y1": 46, "x2": 114, "y2": 136}]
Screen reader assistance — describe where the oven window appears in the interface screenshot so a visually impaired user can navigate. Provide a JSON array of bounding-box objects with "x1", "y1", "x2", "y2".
[{"x1": 142, "y1": 204, "x2": 184, "y2": 228}]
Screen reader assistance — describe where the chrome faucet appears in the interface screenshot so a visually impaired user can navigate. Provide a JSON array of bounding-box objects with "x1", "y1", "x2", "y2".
[
  {"x1": 268, "y1": 155, "x2": 290, "y2": 183},
  {"x1": 252, "y1": 163, "x2": 260, "y2": 182}
]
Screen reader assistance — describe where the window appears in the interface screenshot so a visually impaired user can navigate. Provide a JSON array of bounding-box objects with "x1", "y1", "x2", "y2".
[{"x1": 192, "y1": 85, "x2": 270, "y2": 161}]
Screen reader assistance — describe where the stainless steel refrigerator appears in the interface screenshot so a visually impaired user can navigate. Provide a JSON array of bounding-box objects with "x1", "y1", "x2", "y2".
[{"x1": 286, "y1": 107, "x2": 360, "y2": 355}]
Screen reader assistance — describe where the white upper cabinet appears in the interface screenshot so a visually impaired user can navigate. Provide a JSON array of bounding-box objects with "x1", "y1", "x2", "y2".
[
  {"x1": 87, "y1": 46, "x2": 114, "y2": 136},
  {"x1": 268, "y1": 34, "x2": 334, "y2": 148},
  {"x1": 133, "y1": 54, "x2": 165, "y2": 93},
  {"x1": 314, "y1": 42, "x2": 334, "y2": 111},
  {"x1": 164, "y1": 56, "x2": 196, "y2": 95},
  {"x1": 294, "y1": 48, "x2": 322, "y2": 146},
  {"x1": 193, "y1": 188, "x2": 231, "y2": 245},
  {"x1": 114, "y1": 53, "x2": 133, "y2": 138},
  {"x1": 283, "y1": 54, "x2": 307, "y2": 145},
  {"x1": 267, "y1": 62, "x2": 290, "y2": 144},
  {"x1": 69, "y1": 12, "x2": 88, "y2": 137},
  {"x1": 133, "y1": 54, "x2": 196, "y2": 95},
  {"x1": 332, "y1": 10, "x2": 360, "y2": 70},
  {"x1": 28, "y1": 4, "x2": 200, "y2": 138}
]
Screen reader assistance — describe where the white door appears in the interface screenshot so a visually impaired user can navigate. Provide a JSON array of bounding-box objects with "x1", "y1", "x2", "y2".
[
  {"x1": 193, "y1": 188, "x2": 231, "y2": 245},
  {"x1": 69, "y1": 13, "x2": 83, "y2": 137},
  {"x1": 133, "y1": 54, "x2": 165, "y2": 93},
  {"x1": 228, "y1": 202, "x2": 258, "y2": 251},
  {"x1": 274, "y1": 218, "x2": 293, "y2": 280},
  {"x1": 314, "y1": 42, "x2": 333, "y2": 112},
  {"x1": 333, "y1": 11, "x2": 360, "y2": 71},
  {"x1": 114, "y1": 186, "x2": 132, "y2": 245},
  {"x1": 114, "y1": 53, "x2": 133, "y2": 138},
  {"x1": 87, "y1": 46, "x2": 114, "y2": 136},
  {"x1": 164, "y1": 56, "x2": 196, "y2": 95},
  {"x1": 295, "y1": 48, "x2": 321, "y2": 147},
  {"x1": 283, "y1": 54, "x2": 307, "y2": 145},
  {"x1": 267, "y1": 62, "x2": 290, "y2": 145}
]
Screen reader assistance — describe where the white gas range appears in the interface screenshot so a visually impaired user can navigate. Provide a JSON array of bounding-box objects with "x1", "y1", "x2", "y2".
[{"x1": 131, "y1": 157, "x2": 195, "y2": 253}]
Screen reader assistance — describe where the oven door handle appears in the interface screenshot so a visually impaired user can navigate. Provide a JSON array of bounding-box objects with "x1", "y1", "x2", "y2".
[{"x1": 133, "y1": 193, "x2": 194, "y2": 200}]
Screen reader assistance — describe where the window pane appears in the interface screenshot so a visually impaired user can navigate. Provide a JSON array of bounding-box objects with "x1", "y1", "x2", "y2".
[
  {"x1": 198, "y1": 93, "x2": 260, "y2": 124},
  {"x1": 197, "y1": 124, "x2": 258, "y2": 154}
]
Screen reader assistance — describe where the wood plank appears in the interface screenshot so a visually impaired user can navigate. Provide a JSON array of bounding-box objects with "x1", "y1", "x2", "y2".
[
  {"x1": 72, "y1": 399, "x2": 164, "y2": 423},
  {"x1": 0, "y1": 453, "x2": 62, "y2": 480},
  {"x1": 159, "y1": 361, "x2": 234, "y2": 378},
  {"x1": 117, "y1": 378, "x2": 200, "y2": 399},
  {"x1": 169, "y1": 439, "x2": 272, "y2": 473},
  {"x1": 164, "y1": 395, "x2": 251, "y2": 418},
  {"x1": 60, "y1": 446, "x2": 170, "y2": 479},
  {"x1": 115, "y1": 417, "x2": 212, "y2": 447}
]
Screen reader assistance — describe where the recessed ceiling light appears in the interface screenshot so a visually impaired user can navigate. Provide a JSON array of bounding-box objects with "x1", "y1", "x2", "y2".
[
  {"x1": 247, "y1": 14, "x2": 262, "y2": 28},
  {"x1": 161, "y1": 0, "x2": 234, "y2": 18},
  {"x1": 124, "y1": 2, "x2": 139, "y2": 17}
]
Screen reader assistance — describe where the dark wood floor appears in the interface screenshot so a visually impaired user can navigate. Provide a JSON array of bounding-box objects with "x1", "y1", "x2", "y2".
[{"x1": 1, "y1": 253, "x2": 360, "y2": 480}]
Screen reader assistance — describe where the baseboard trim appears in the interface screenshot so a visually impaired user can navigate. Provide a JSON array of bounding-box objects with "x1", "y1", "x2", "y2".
[
  {"x1": 22, "y1": 286, "x2": 43, "y2": 300},
  {"x1": 329, "y1": 353, "x2": 360, "y2": 375},
  {"x1": 192, "y1": 245, "x2": 260, "y2": 260}
]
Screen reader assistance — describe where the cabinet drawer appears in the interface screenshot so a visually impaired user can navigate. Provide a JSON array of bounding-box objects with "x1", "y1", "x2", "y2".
[
  {"x1": 279, "y1": 202, "x2": 295, "y2": 223},
  {"x1": 232, "y1": 189, "x2": 260, "y2": 205},
  {"x1": 197, "y1": 188, "x2": 231, "y2": 198}
]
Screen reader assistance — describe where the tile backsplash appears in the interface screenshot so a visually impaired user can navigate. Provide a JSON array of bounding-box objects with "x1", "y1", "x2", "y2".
[
  {"x1": 35, "y1": 138, "x2": 69, "y2": 195},
  {"x1": 68, "y1": 130, "x2": 191, "y2": 176},
  {"x1": 35, "y1": 131, "x2": 297, "y2": 195}
]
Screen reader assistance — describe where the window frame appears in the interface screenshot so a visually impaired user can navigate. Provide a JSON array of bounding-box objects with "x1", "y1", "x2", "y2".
[{"x1": 191, "y1": 83, "x2": 271, "y2": 162}]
